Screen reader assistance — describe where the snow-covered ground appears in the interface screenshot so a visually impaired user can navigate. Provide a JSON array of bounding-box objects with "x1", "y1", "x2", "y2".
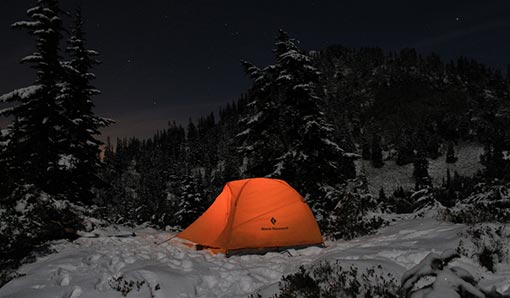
[
  {"x1": 1, "y1": 214, "x2": 509, "y2": 298},
  {"x1": 359, "y1": 142, "x2": 484, "y2": 195}
]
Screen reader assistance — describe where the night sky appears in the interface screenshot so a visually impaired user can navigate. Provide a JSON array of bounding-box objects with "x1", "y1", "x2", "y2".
[{"x1": 1, "y1": 0, "x2": 509, "y2": 141}]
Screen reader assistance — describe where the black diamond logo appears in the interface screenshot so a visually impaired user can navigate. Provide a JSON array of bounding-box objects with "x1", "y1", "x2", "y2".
[{"x1": 270, "y1": 217, "x2": 277, "y2": 225}]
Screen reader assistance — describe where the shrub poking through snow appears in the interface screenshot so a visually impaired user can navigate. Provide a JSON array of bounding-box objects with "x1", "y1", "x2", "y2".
[
  {"x1": 275, "y1": 261, "x2": 400, "y2": 298},
  {"x1": 321, "y1": 178, "x2": 385, "y2": 240},
  {"x1": 443, "y1": 183, "x2": 510, "y2": 224},
  {"x1": 0, "y1": 270, "x2": 26, "y2": 289},
  {"x1": 108, "y1": 273, "x2": 161, "y2": 297},
  {"x1": 382, "y1": 186, "x2": 415, "y2": 214},
  {"x1": 382, "y1": 187, "x2": 442, "y2": 215},
  {"x1": 457, "y1": 225, "x2": 510, "y2": 273},
  {"x1": 108, "y1": 274, "x2": 146, "y2": 297},
  {"x1": 0, "y1": 184, "x2": 84, "y2": 285},
  {"x1": 401, "y1": 249, "x2": 486, "y2": 298}
]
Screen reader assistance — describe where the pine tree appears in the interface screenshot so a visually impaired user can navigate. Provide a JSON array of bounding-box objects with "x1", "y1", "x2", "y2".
[
  {"x1": 238, "y1": 30, "x2": 355, "y2": 215},
  {"x1": 506, "y1": 64, "x2": 510, "y2": 92},
  {"x1": 396, "y1": 130, "x2": 414, "y2": 166},
  {"x1": 446, "y1": 142, "x2": 457, "y2": 163},
  {"x1": 413, "y1": 152, "x2": 432, "y2": 190},
  {"x1": 371, "y1": 133, "x2": 384, "y2": 168},
  {"x1": 104, "y1": 136, "x2": 114, "y2": 161},
  {"x1": 481, "y1": 143, "x2": 505, "y2": 180},
  {"x1": 271, "y1": 30, "x2": 355, "y2": 198},
  {"x1": 117, "y1": 160, "x2": 142, "y2": 222},
  {"x1": 445, "y1": 168, "x2": 452, "y2": 187},
  {"x1": 480, "y1": 121, "x2": 510, "y2": 181},
  {"x1": 378, "y1": 186, "x2": 387, "y2": 201},
  {"x1": 361, "y1": 138, "x2": 371, "y2": 160},
  {"x1": 170, "y1": 173, "x2": 207, "y2": 228},
  {"x1": 0, "y1": 0, "x2": 65, "y2": 194},
  {"x1": 237, "y1": 59, "x2": 283, "y2": 177},
  {"x1": 59, "y1": 8, "x2": 112, "y2": 203},
  {"x1": 186, "y1": 118, "x2": 199, "y2": 168}
]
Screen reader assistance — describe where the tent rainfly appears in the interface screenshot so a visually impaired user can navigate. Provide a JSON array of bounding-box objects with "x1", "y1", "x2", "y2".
[{"x1": 177, "y1": 178, "x2": 324, "y2": 256}]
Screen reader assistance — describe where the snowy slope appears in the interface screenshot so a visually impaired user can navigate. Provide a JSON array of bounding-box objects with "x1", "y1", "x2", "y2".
[
  {"x1": 1, "y1": 215, "x2": 509, "y2": 298},
  {"x1": 358, "y1": 142, "x2": 484, "y2": 195}
]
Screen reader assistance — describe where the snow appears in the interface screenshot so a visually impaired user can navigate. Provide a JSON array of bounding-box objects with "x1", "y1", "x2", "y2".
[
  {"x1": 276, "y1": 74, "x2": 292, "y2": 81},
  {"x1": 246, "y1": 112, "x2": 262, "y2": 125},
  {"x1": 358, "y1": 142, "x2": 484, "y2": 195},
  {"x1": 0, "y1": 85, "x2": 42, "y2": 102},
  {"x1": 402, "y1": 250, "x2": 485, "y2": 297},
  {"x1": 321, "y1": 138, "x2": 342, "y2": 152},
  {"x1": 21, "y1": 55, "x2": 43, "y2": 63},
  {"x1": 292, "y1": 83, "x2": 311, "y2": 90},
  {"x1": 235, "y1": 128, "x2": 251, "y2": 138},
  {"x1": 57, "y1": 154, "x2": 77, "y2": 170},
  {"x1": 26, "y1": 7, "x2": 41, "y2": 15},
  {"x1": 11, "y1": 21, "x2": 42, "y2": 28},
  {"x1": 2, "y1": 215, "x2": 509, "y2": 297}
]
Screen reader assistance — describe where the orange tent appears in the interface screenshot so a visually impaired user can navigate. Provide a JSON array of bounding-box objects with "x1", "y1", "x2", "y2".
[{"x1": 177, "y1": 178, "x2": 324, "y2": 256}]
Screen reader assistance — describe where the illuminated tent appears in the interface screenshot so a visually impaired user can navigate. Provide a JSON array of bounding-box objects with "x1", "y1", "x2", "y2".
[{"x1": 177, "y1": 178, "x2": 324, "y2": 256}]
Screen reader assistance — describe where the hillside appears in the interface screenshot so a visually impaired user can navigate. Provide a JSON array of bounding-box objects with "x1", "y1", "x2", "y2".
[{"x1": 359, "y1": 141, "x2": 484, "y2": 195}]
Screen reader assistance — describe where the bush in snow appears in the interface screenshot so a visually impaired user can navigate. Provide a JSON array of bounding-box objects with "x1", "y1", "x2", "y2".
[
  {"x1": 275, "y1": 262, "x2": 400, "y2": 298},
  {"x1": 108, "y1": 273, "x2": 162, "y2": 297},
  {"x1": 0, "y1": 185, "x2": 83, "y2": 282},
  {"x1": 382, "y1": 186, "x2": 440, "y2": 215},
  {"x1": 0, "y1": 270, "x2": 26, "y2": 289},
  {"x1": 442, "y1": 183, "x2": 510, "y2": 224},
  {"x1": 401, "y1": 249, "x2": 486, "y2": 298},
  {"x1": 321, "y1": 178, "x2": 385, "y2": 240},
  {"x1": 457, "y1": 225, "x2": 510, "y2": 273},
  {"x1": 381, "y1": 186, "x2": 415, "y2": 214}
]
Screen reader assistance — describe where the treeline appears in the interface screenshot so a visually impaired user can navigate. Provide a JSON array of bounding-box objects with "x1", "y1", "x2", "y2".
[
  {"x1": 99, "y1": 31, "x2": 359, "y2": 227},
  {"x1": 100, "y1": 31, "x2": 510, "y2": 229}
]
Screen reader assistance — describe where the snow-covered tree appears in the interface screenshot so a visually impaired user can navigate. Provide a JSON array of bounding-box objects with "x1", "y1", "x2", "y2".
[
  {"x1": 270, "y1": 30, "x2": 356, "y2": 199},
  {"x1": 413, "y1": 152, "x2": 432, "y2": 190},
  {"x1": 371, "y1": 133, "x2": 384, "y2": 168},
  {"x1": 361, "y1": 140, "x2": 371, "y2": 160},
  {"x1": 0, "y1": 0, "x2": 66, "y2": 194},
  {"x1": 59, "y1": 8, "x2": 112, "y2": 203},
  {"x1": 238, "y1": 30, "x2": 356, "y2": 213},
  {"x1": 237, "y1": 60, "x2": 283, "y2": 177},
  {"x1": 168, "y1": 173, "x2": 207, "y2": 228}
]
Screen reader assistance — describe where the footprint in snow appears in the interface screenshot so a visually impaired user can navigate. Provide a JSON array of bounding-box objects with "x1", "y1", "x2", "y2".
[
  {"x1": 60, "y1": 273, "x2": 70, "y2": 286},
  {"x1": 166, "y1": 259, "x2": 182, "y2": 269},
  {"x1": 182, "y1": 260, "x2": 193, "y2": 271},
  {"x1": 94, "y1": 273, "x2": 111, "y2": 292},
  {"x1": 83, "y1": 254, "x2": 102, "y2": 265},
  {"x1": 123, "y1": 255, "x2": 137, "y2": 264},
  {"x1": 50, "y1": 268, "x2": 71, "y2": 287}
]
